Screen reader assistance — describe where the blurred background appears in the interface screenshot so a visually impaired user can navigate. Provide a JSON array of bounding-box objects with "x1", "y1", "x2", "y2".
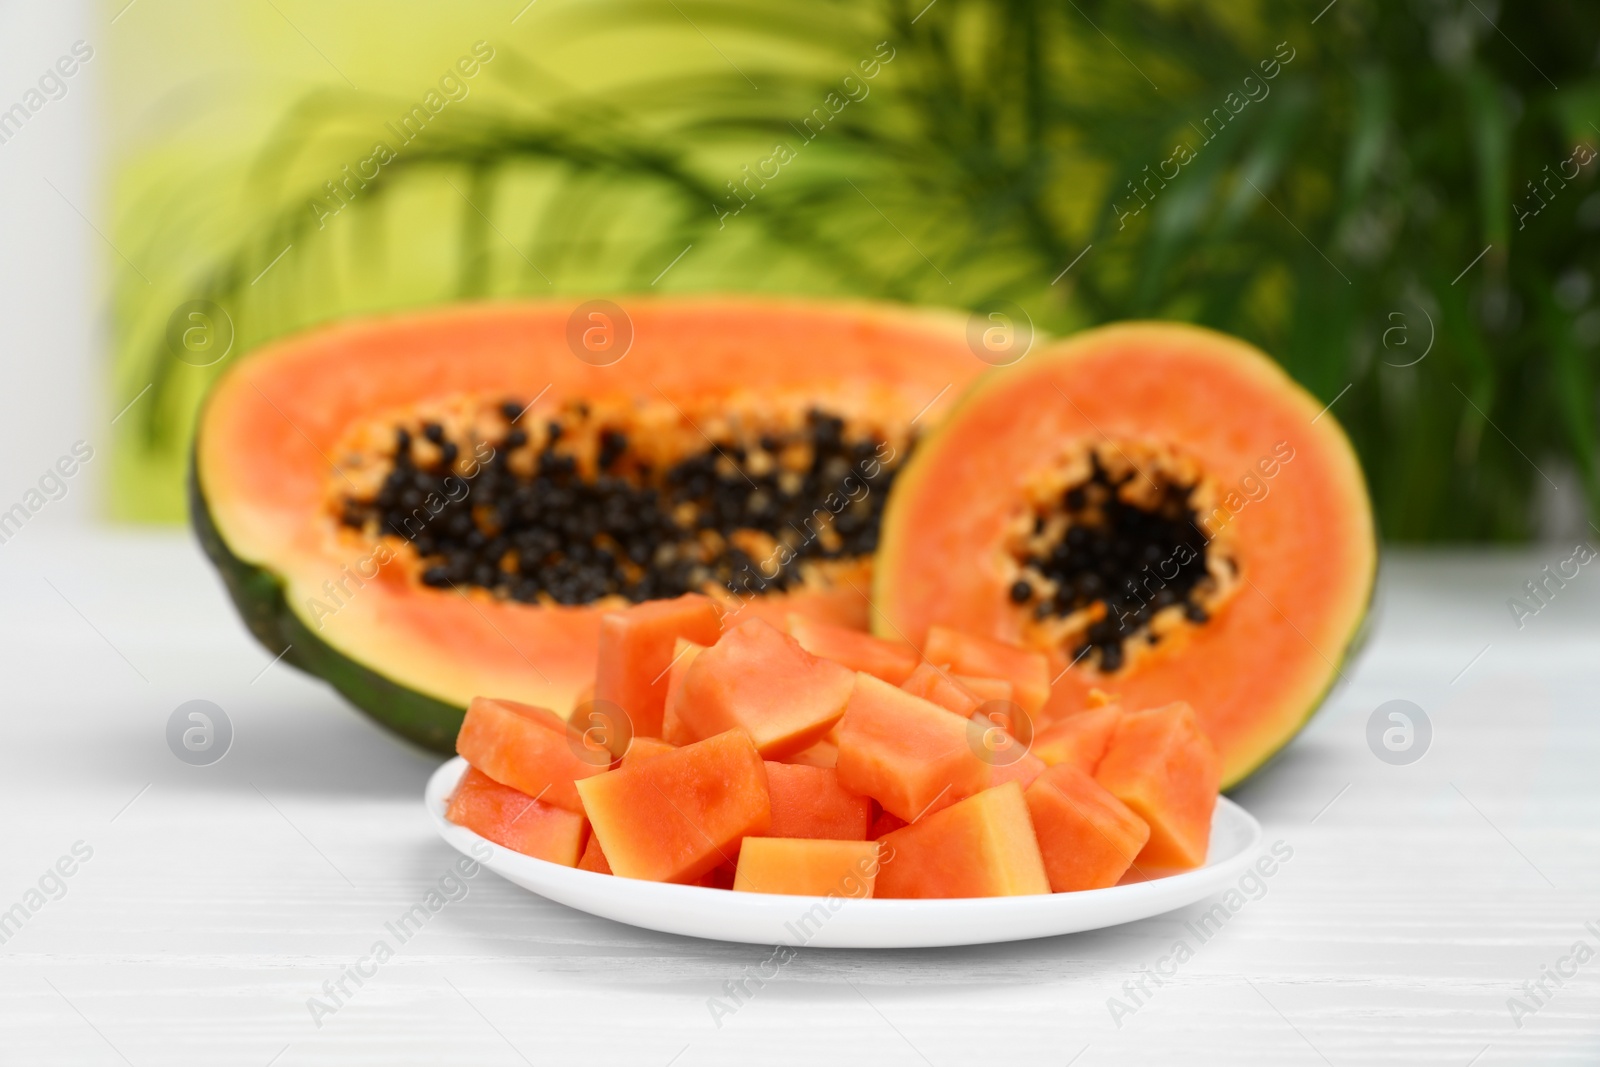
[{"x1": 4, "y1": 0, "x2": 1599, "y2": 542}]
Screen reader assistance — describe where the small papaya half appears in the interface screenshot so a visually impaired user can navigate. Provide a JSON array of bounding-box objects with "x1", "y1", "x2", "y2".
[
  {"x1": 192, "y1": 298, "x2": 981, "y2": 750},
  {"x1": 874, "y1": 323, "x2": 1376, "y2": 787}
]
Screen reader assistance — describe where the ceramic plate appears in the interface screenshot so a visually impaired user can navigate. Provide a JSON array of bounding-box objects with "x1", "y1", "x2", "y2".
[{"x1": 426, "y1": 756, "x2": 1263, "y2": 948}]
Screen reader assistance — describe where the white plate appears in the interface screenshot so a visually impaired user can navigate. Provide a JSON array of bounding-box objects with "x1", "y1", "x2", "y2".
[{"x1": 425, "y1": 756, "x2": 1263, "y2": 948}]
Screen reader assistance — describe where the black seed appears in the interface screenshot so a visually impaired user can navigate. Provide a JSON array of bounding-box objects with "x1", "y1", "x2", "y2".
[
  {"x1": 423, "y1": 423, "x2": 445, "y2": 444},
  {"x1": 506, "y1": 428, "x2": 528, "y2": 449},
  {"x1": 501, "y1": 400, "x2": 523, "y2": 422},
  {"x1": 1009, "y1": 579, "x2": 1033, "y2": 604}
]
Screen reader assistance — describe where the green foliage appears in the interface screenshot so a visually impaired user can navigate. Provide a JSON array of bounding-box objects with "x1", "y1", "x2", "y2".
[{"x1": 119, "y1": 0, "x2": 1600, "y2": 539}]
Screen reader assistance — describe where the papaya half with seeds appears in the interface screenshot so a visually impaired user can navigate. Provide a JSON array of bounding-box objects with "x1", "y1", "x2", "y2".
[
  {"x1": 192, "y1": 298, "x2": 983, "y2": 751},
  {"x1": 873, "y1": 322, "x2": 1376, "y2": 788}
]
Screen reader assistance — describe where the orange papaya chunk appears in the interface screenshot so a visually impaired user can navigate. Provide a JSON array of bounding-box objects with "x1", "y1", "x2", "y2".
[
  {"x1": 988, "y1": 750, "x2": 1047, "y2": 791},
  {"x1": 622, "y1": 737, "x2": 677, "y2": 765},
  {"x1": 455, "y1": 696, "x2": 608, "y2": 813},
  {"x1": 594, "y1": 593, "x2": 722, "y2": 745},
  {"x1": 1033, "y1": 705, "x2": 1123, "y2": 773},
  {"x1": 788, "y1": 615, "x2": 920, "y2": 685},
  {"x1": 923, "y1": 626, "x2": 1051, "y2": 714},
  {"x1": 660, "y1": 638, "x2": 706, "y2": 746},
  {"x1": 955, "y1": 674, "x2": 1014, "y2": 705},
  {"x1": 575, "y1": 730, "x2": 771, "y2": 884},
  {"x1": 875, "y1": 782, "x2": 1050, "y2": 899},
  {"x1": 447, "y1": 768, "x2": 588, "y2": 866},
  {"x1": 760, "y1": 763, "x2": 871, "y2": 841},
  {"x1": 784, "y1": 738, "x2": 839, "y2": 769},
  {"x1": 835, "y1": 673, "x2": 990, "y2": 822},
  {"x1": 899, "y1": 661, "x2": 981, "y2": 717},
  {"x1": 677, "y1": 618, "x2": 855, "y2": 758},
  {"x1": 733, "y1": 838, "x2": 879, "y2": 898},
  {"x1": 1095, "y1": 702, "x2": 1220, "y2": 869},
  {"x1": 577, "y1": 834, "x2": 612, "y2": 874},
  {"x1": 1026, "y1": 763, "x2": 1150, "y2": 891},
  {"x1": 868, "y1": 808, "x2": 908, "y2": 839}
]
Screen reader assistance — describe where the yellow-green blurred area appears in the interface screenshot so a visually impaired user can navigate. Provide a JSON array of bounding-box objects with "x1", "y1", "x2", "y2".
[{"x1": 111, "y1": 0, "x2": 1600, "y2": 539}]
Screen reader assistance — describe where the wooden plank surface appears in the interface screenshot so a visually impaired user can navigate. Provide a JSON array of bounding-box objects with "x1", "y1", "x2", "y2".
[{"x1": 1, "y1": 533, "x2": 1596, "y2": 1065}]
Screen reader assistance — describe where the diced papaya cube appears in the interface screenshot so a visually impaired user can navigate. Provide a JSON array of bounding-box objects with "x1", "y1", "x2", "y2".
[
  {"x1": 677, "y1": 619, "x2": 855, "y2": 758},
  {"x1": 785, "y1": 738, "x2": 838, "y2": 769},
  {"x1": 1033, "y1": 705, "x2": 1122, "y2": 773},
  {"x1": 899, "y1": 661, "x2": 981, "y2": 716},
  {"x1": 787, "y1": 615, "x2": 920, "y2": 685},
  {"x1": 875, "y1": 782, "x2": 1050, "y2": 898},
  {"x1": 447, "y1": 768, "x2": 588, "y2": 866},
  {"x1": 622, "y1": 737, "x2": 677, "y2": 765},
  {"x1": 1095, "y1": 702, "x2": 1221, "y2": 869},
  {"x1": 697, "y1": 864, "x2": 737, "y2": 890},
  {"x1": 955, "y1": 674, "x2": 1014, "y2": 705},
  {"x1": 760, "y1": 763, "x2": 871, "y2": 840},
  {"x1": 1026, "y1": 763, "x2": 1150, "y2": 891},
  {"x1": 988, "y1": 750, "x2": 1047, "y2": 791},
  {"x1": 835, "y1": 674, "x2": 990, "y2": 822},
  {"x1": 660, "y1": 638, "x2": 705, "y2": 746},
  {"x1": 923, "y1": 626, "x2": 1051, "y2": 714},
  {"x1": 733, "y1": 838, "x2": 879, "y2": 898},
  {"x1": 868, "y1": 808, "x2": 907, "y2": 839},
  {"x1": 577, "y1": 834, "x2": 612, "y2": 874},
  {"x1": 575, "y1": 730, "x2": 771, "y2": 884},
  {"x1": 593, "y1": 593, "x2": 722, "y2": 745},
  {"x1": 455, "y1": 696, "x2": 607, "y2": 813}
]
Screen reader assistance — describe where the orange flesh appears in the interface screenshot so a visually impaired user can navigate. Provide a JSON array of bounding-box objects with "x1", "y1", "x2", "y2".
[
  {"x1": 787, "y1": 615, "x2": 920, "y2": 685},
  {"x1": 988, "y1": 750, "x2": 1047, "y2": 791},
  {"x1": 1032, "y1": 705, "x2": 1122, "y2": 773},
  {"x1": 874, "y1": 783, "x2": 1051, "y2": 899},
  {"x1": 923, "y1": 627, "x2": 1051, "y2": 714},
  {"x1": 622, "y1": 737, "x2": 678, "y2": 765},
  {"x1": 446, "y1": 767, "x2": 588, "y2": 866},
  {"x1": 577, "y1": 834, "x2": 612, "y2": 874},
  {"x1": 1095, "y1": 703, "x2": 1220, "y2": 869},
  {"x1": 875, "y1": 323, "x2": 1375, "y2": 786},
  {"x1": 575, "y1": 730, "x2": 771, "y2": 884},
  {"x1": 785, "y1": 739, "x2": 839, "y2": 769},
  {"x1": 1025, "y1": 763, "x2": 1150, "y2": 891},
  {"x1": 660, "y1": 638, "x2": 704, "y2": 745},
  {"x1": 594, "y1": 594, "x2": 723, "y2": 744},
  {"x1": 732, "y1": 838, "x2": 879, "y2": 898},
  {"x1": 454, "y1": 697, "x2": 607, "y2": 812},
  {"x1": 676, "y1": 618, "x2": 855, "y2": 758},
  {"x1": 834, "y1": 674, "x2": 990, "y2": 823},
  {"x1": 198, "y1": 299, "x2": 981, "y2": 717},
  {"x1": 759, "y1": 763, "x2": 872, "y2": 841},
  {"x1": 899, "y1": 661, "x2": 982, "y2": 717}
]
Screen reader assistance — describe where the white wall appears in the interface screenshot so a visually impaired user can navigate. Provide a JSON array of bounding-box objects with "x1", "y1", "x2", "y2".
[{"x1": 0, "y1": 0, "x2": 101, "y2": 525}]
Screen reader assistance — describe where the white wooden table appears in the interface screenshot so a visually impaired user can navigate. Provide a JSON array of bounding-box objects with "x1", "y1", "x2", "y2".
[{"x1": 1, "y1": 531, "x2": 1596, "y2": 1065}]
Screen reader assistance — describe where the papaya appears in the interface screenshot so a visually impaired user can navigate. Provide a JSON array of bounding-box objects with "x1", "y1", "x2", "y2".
[
  {"x1": 454, "y1": 696, "x2": 607, "y2": 813},
  {"x1": 1095, "y1": 702, "x2": 1221, "y2": 869},
  {"x1": 733, "y1": 838, "x2": 879, "y2": 898},
  {"x1": 1031, "y1": 704, "x2": 1122, "y2": 773},
  {"x1": 446, "y1": 768, "x2": 588, "y2": 866},
  {"x1": 1025, "y1": 763, "x2": 1149, "y2": 891},
  {"x1": 759, "y1": 763, "x2": 872, "y2": 841},
  {"x1": 787, "y1": 615, "x2": 920, "y2": 684},
  {"x1": 834, "y1": 673, "x2": 990, "y2": 823},
  {"x1": 874, "y1": 782, "x2": 1050, "y2": 899},
  {"x1": 192, "y1": 298, "x2": 980, "y2": 751},
  {"x1": 593, "y1": 593, "x2": 722, "y2": 747},
  {"x1": 874, "y1": 323, "x2": 1376, "y2": 786}
]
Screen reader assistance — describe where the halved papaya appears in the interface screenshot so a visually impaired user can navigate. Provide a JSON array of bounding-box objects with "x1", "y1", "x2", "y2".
[
  {"x1": 193, "y1": 298, "x2": 981, "y2": 750},
  {"x1": 874, "y1": 323, "x2": 1376, "y2": 786}
]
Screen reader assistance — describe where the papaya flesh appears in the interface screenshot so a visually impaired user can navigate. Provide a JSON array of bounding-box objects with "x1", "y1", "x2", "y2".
[
  {"x1": 454, "y1": 696, "x2": 607, "y2": 812},
  {"x1": 1095, "y1": 702, "x2": 1220, "y2": 869},
  {"x1": 192, "y1": 298, "x2": 981, "y2": 751},
  {"x1": 874, "y1": 322, "x2": 1376, "y2": 786},
  {"x1": 446, "y1": 767, "x2": 588, "y2": 866},
  {"x1": 1025, "y1": 763, "x2": 1149, "y2": 891},
  {"x1": 733, "y1": 838, "x2": 879, "y2": 898},
  {"x1": 834, "y1": 673, "x2": 990, "y2": 823},
  {"x1": 593, "y1": 593, "x2": 723, "y2": 748},
  {"x1": 874, "y1": 782, "x2": 1051, "y2": 899}
]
